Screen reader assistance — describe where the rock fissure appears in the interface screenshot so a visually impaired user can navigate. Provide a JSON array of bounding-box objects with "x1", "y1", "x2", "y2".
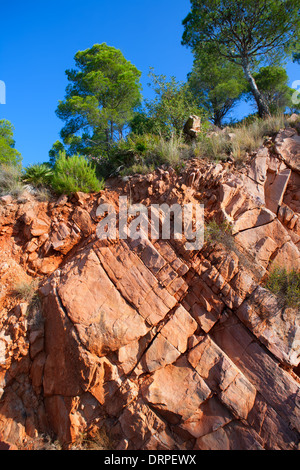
[
  {"x1": 234, "y1": 215, "x2": 278, "y2": 235},
  {"x1": 0, "y1": 128, "x2": 299, "y2": 449}
]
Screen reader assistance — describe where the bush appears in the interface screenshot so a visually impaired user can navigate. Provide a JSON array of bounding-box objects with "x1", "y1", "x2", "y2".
[
  {"x1": 0, "y1": 163, "x2": 24, "y2": 197},
  {"x1": 22, "y1": 163, "x2": 54, "y2": 188},
  {"x1": 95, "y1": 114, "x2": 288, "y2": 177},
  {"x1": 97, "y1": 133, "x2": 191, "y2": 177},
  {"x1": 51, "y1": 152, "x2": 104, "y2": 195},
  {"x1": 265, "y1": 267, "x2": 300, "y2": 309}
]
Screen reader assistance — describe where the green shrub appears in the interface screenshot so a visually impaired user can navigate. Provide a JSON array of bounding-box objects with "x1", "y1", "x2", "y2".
[
  {"x1": 205, "y1": 219, "x2": 235, "y2": 249},
  {"x1": 22, "y1": 163, "x2": 54, "y2": 188},
  {"x1": 96, "y1": 114, "x2": 288, "y2": 177},
  {"x1": 127, "y1": 133, "x2": 155, "y2": 155},
  {"x1": 265, "y1": 267, "x2": 300, "y2": 309},
  {"x1": 0, "y1": 163, "x2": 24, "y2": 197},
  {"x1": 100, "y1": 132, "x2": 191, "y2": 177},
  {"x1": 51, "y1": 152, "x2": 104, "y2": 195}
]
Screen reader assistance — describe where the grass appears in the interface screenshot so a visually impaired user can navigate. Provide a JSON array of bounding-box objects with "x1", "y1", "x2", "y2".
[
  {"x1": 194, "y1": 114, "x2": 287, "y2": 164},
  {"x1": 231, "y1": 114, "x2": 286, "y2": 162},
  {"x1": 117, "y1": 115, "x2": 287, "y2": 175},
  {"x1": 0, "y1": 163, "x2": 24, "y2": 197},
  {"x1": 12, "y1": 279, "x2": 44, "y2": 328},
  {"x1": 265, "y1": 267, "x2": 300, "y2": 309},
  {"x1": 12, "y1": 279, "x2": 39, "y2": 303},
  {"x1": 72, "y1": 427, "x2": 115, "y2": 450},
  {"x1": 34, "y1": 186, "x2": 52, "y2": 202},
  {"x1": 195, "y1": 132, "x2": 232, "y2": 162},
  {"x1": 121, "y1": 162, "x2": 156, "y2": 176},
  {"x1": 153, "y1": 133, "x2": 191, "y2": 166},
  {"x1": 0, "y1": 114, "x2": 292, "y2": 197},
  {"x1": 0, "y1": 163, "x2": 52, "y2": 201}
]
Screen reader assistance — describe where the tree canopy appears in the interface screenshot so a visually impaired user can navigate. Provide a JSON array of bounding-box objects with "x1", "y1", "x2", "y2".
[
  {"x1": 0, "y1": 120, "x2": 22, "y2": 165},
  {"x1": 248, "y1": 66, "x2": 294, "y2": 114},
  {"x1": 56, "y1": 43, "x2": 142, "y2": 158},
  {"x1": 182, "y1": 0, "x2": 300, "y2": 117},
  {"x1": 188, "y1": 47, "x2": 248, "y2": 127},
  {"x1": 132, "y1": 69, "x2": 204, "y2": 137}
]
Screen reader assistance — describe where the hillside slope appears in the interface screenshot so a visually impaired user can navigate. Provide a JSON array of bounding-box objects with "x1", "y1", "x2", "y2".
[{"x1": 0, "y1": 127, "x2": 299, "y2": 450}]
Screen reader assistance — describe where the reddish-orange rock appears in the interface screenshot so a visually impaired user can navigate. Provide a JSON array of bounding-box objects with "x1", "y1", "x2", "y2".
[{"x1": 0, "y1": 125, "x2": 299, "y2": 451}]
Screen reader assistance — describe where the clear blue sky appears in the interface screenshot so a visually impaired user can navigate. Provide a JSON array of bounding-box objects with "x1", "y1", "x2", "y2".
[{"x1": 1, "y1": 0, "x2": 299, "y2": 167}]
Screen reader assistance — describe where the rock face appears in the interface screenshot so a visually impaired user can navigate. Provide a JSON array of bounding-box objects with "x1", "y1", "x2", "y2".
[
  {"x1": 183, "y1": 115, "x2": 201, "y2": 140},
  {"x1": 0, "y1": 128, "x2": 299, "y2": 450}
]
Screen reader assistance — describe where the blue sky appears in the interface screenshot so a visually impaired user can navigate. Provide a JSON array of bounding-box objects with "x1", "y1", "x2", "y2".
[{"x1": 1, "y1": 0, "x2": 299, "y2": 167}]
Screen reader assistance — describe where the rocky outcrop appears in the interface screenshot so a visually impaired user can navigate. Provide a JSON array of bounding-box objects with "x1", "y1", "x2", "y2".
[
  {"x1": 0, "y1": 127, "x2": 299, "y2": 450},
  {"x1": 183, "y1": 115, "x2": 201, "y2": 140}
]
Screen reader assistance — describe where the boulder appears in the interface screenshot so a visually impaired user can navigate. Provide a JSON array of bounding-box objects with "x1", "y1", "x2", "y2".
[
  {"x1": 183, "y1": 115, "x2": 201, "y2": 139},
  {"x1": 72, "y1": 207, "x2": 93, "y2": 237},
  {"x1": 265, "y1": 168, "x2": 291, "y2": 213},
  {"x1": 275, "y1": 128, "x2": 300, "y2": 173}
]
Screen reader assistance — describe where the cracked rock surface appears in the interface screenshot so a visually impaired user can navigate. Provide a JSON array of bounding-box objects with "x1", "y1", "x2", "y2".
[{"x1": 0, "y1": 127, "x2": 299, "y2": 450}]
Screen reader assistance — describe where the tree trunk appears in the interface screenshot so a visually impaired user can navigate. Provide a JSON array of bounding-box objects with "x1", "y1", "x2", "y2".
[
  {"x1": 110, "y1": 120, "x2": 114, "y2": 142},
  {"x1": 105, "y1": 128, "x2": 110, "y2": 149},
  {"x1": 242, "y1": 59, "x2": 271, "y2": 118},
  {"x1": 213, "y1": 113, "x2": 222, "y2": 128}
]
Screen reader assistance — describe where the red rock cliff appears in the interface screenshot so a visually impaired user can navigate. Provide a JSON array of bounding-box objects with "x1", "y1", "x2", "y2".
[{"x1": 0, "y1": 128, "x2": 299, "y2": 450}]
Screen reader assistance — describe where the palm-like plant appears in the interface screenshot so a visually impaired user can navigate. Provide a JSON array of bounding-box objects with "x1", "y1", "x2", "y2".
[{"x1": 22, "y1": 163, "x2": 54, "y2": 188}]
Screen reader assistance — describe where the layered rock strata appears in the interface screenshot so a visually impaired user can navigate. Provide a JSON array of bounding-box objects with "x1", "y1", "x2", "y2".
[{"x1": 0, "y1": 128, "x2": 299, "y2": 450}]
